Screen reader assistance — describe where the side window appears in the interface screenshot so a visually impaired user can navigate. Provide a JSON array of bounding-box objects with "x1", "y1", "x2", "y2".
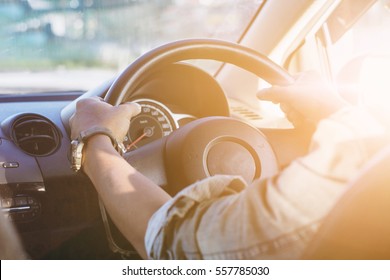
[
  {"x1": 286, "y1": 0, "x2": 390, "y2": 107},
  {"x1": 325, "y1": 1, "x2": 390, "y2": 109}
]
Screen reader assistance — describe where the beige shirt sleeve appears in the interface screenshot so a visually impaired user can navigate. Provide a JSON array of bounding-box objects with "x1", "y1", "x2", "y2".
[{"x1": 145, "y1": 107, "x2": 387, "y2": 259}]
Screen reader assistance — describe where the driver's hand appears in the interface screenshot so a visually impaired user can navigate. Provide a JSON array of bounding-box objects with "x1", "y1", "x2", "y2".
[
  {"x1": 257, "y1": 72, "x2": 348, "y2": 126},
  {"x1": 69, "y1": 97, "x2": 141, "y2": 141}
]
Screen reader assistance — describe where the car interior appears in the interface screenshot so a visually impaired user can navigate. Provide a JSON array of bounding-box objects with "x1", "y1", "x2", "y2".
[{"x1": 0, "y1": 0, "x2": 389, "y2": 259}]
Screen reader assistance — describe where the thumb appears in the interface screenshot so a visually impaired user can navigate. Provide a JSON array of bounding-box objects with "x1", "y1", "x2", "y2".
[
  {"x1": 120, "y1": 102, "x2": 142, "y2": 118},
  {"x1": 257, "y1": 86, "x2": 292, "y2": 104}
]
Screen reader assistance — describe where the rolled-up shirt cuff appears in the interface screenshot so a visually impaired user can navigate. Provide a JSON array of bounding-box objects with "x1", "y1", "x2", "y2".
[{"x1": 145, "y1": 175, "x2": 246, "y2": 259}]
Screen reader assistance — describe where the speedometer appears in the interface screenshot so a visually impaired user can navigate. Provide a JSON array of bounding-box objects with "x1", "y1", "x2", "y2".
[{"x1": 124, "y1": 99, "x2": 177, "y2": 150}]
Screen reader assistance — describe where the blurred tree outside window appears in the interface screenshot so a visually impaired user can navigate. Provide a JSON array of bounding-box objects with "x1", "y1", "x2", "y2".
[{"x1": 0, "y1": 0, "x2": 262, "y2": 72}]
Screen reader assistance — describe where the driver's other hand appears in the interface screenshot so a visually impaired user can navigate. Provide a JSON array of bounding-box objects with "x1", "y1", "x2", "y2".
[
  {"x1": 69, "y1": 97, "x2": 141, "y2": 141},
  {"x1": 257, "y1": 71, "x2": 348, "y2": 126}
]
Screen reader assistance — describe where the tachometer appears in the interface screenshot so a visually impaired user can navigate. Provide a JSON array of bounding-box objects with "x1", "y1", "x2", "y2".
[{"x1": 124, "y1": 99, "x2": 177, "y2": 150}]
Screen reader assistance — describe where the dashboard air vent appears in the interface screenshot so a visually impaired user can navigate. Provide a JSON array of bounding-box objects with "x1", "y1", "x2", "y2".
[{"x1": 11, "y1": 114, "x2": 61, "y2": 156}]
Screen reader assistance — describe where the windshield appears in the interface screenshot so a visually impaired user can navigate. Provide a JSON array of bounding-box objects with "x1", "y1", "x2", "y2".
[{"x1": 0, "y1": 0, "x2": 262, "y2": 93}]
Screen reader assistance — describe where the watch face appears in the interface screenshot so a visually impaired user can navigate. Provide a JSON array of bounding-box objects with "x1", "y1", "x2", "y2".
[{"x1": 70, "y1": 139, "x2": 84, "y2": 172}]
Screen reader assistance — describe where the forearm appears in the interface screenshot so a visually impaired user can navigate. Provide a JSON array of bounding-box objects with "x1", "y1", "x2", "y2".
[
  {"x1": 301, "y1": 107, "x2": 387, "y2": 180},
  {"x1": 83, "y1": 135, "x2": 171, "y2": 259}
]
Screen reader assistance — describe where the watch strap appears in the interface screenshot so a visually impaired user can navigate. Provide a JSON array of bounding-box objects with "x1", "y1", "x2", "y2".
[
  {"x1": 70, "y1": 127, "x2": 126, "y2": 172},
  {"x1": 79, "y1": 127, "x2": 117, "y2": 147}
]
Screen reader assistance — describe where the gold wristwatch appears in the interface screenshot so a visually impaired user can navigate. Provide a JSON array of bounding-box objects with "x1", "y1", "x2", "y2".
[{"x1": 70, "y1": 127, "x2": 126, "y2": 172}]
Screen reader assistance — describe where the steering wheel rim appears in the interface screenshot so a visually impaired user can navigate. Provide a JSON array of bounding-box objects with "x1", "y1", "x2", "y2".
[
  {"x1": 106, "y1": 39, "x2": 294, "y2": 194},
  {"x1": 105, "y1": 39, "x2": 294, "y2": 105}
]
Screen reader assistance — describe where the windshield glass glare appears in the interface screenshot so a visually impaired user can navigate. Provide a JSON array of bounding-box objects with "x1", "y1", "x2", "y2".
[{"x1": 0, "y1": 0, "x2": 262, "y2": 93}]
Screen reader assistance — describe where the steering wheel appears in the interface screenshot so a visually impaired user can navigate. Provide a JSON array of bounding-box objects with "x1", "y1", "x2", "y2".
[{"x1": 104, "y1": 39, "x2": 294, "y2": 195}]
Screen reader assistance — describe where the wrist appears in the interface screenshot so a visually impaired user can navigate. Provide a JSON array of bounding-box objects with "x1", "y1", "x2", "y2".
[
  {"x1": 85, "y1": 134, "x2": 114, "y2": 152},
  {"x1": 83, "y1": 135, "x2": 116, "y2": 176},
  {"x1": 70, "y1": 126, "x2": 126, "y2": 173}
]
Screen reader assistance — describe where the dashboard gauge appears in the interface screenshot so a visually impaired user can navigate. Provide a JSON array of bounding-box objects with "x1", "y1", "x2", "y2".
[{"x1": 124, "y1": 99, "x2": 178, "y2": 150}]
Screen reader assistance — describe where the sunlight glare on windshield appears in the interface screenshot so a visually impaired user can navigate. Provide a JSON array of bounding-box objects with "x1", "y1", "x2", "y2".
[
  {"x1": 0, "y1": 0, "x2": 262, "y2": 92},
  {"x1": 328, "y1": 1, "x2": 390, "y2": 122}
]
